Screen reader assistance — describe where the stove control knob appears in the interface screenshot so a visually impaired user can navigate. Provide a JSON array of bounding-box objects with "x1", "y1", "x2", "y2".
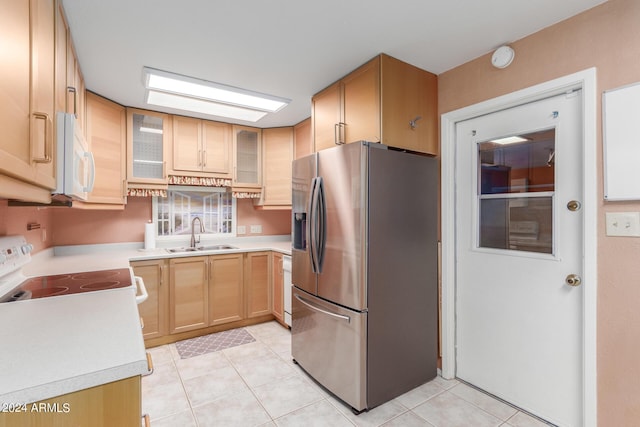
[{"x1": 21, "y1": 244, "x2": 34, "y2": 255}]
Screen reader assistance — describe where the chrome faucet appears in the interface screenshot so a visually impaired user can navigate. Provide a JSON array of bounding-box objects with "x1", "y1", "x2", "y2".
[{"x1": 190, "y1": 216, "x2": 204, "y2": 248}]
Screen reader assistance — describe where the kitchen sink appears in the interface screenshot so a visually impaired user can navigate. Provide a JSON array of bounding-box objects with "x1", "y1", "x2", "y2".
[
  {"x1": 196, "y1": 244, "x2": 238, "y2": 251},
  {"x1": 166, "y1": 245, "x2": 238, "y2": 253},
  {"x1": 166, "y1": 247, "x2": 199, "y2": 253}
]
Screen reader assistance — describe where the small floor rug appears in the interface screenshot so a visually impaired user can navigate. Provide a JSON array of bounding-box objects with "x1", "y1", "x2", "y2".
[{"x1": 175, "y1": 328, "x2": 255, "y2": 359}]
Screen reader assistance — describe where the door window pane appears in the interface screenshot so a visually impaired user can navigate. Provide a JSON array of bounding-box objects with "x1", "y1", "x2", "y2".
[
  {"x1": 479, "y1": 197, "x2": 553, "y2": 254},
  {"x1": 477, "y1": 129, "x2": 555, "y2": 255},
  {"x1": 479, "y1": 129, "x2": 555, "y2": 194}
]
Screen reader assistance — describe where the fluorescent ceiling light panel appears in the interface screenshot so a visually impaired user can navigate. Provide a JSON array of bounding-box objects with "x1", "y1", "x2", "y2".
[
  {"x1": 146, "y1": 90, "x2": 268, "y2": 122},
  {"x1": 142, "y1": 67, "x2": 290, "y2": 122},
  {"x1": 489, "y1": 136, "x2": 530, "y2": 145}
]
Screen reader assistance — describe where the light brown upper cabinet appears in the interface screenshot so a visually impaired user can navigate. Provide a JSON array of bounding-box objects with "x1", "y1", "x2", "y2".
[
  {"x1": 0, "y1": 0, "x2": 56, "y2": 202},
  {"x1": 58, "y1": 0, "x2": 85, "y2": 135},
  {"x1": 294, "y1": 118, "x2": 312, "y2": 160},
  {"x1": 54, "y1": 0, "x2": 68, "y2": 116},
  {"x1": 126, "y1": 108, "x2": 171, "y2": 188},
  {"x1": 232, "y1": 125, "x2": 262, "y2": 189},
  {"x1": 171, "y1": 116, "x2": 232, "y2": 177},
  {"x1": 65, "y1": 31, "x2": 85, "y2": 133},
  {"x1": 312, "y1": 81, "x2": 342, "y2": 152},
  {"x1": 312, "y1": 54, "x2": 438, "y2": 155},
  {"x1": 313, "y1": 58, "x2": 379, "y2": 151},
  {"x1": 83, "y1": 92, "x2": 126, "y2": 206},
  {"x1": 255, "y1": 127, "x2": 293, "y2": 209}
]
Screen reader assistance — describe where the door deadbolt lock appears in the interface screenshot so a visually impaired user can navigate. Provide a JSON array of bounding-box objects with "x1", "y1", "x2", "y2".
[
  {"x1": 567, "y1": 200, "x2": 581, "y2": 211},
  {"x1": 565, "y1": 274, "x2": 582, "y2": 287}
]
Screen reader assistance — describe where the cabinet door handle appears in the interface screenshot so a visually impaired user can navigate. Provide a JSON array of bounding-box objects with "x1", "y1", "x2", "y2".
[
  {"x1": 203, "y1": 150, "x2": 207, "y2": 167},
  {"x1": 67, "y1": 86, "x2": 77, "y2": 116},
  {"x1": 145, "y1": 352, "x2": 154, "y2": 375},
  {"x1": 135, "y1": 276, "x2": 149, "y2": 304},
  {"x1": 334, "y1": 122, "x2": 345, "y2": 145},
  {"x1": 32, "y1": 112, "x2": 52, "y2": 163}
]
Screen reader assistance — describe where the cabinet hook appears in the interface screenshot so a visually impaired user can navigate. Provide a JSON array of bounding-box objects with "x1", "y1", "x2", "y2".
[{"x1": 409, "y1": 116, "x2": 422, "y2": 130}]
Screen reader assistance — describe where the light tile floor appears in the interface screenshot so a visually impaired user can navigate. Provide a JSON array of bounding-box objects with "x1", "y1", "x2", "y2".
[{"x1": 143, "y1": 321, "x2": 553, "y2": 427}]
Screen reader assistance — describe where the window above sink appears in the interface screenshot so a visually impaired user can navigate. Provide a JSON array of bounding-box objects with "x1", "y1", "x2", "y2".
[{"x1": 152, "y1": 186, "x2": 237, "y2": 243}]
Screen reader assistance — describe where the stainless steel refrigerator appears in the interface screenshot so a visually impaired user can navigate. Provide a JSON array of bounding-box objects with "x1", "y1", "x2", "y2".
[{"x1": 291, "y1": 141, "x2": 438, "y2": 413}]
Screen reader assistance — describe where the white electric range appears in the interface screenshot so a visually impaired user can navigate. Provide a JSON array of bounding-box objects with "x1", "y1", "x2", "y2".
[
  {"x1": 0, "y1": 235, "x2": 150, "y2": 405},
  {"x1": 0, "y1": 235, "x2": 146, "y2": 304}
]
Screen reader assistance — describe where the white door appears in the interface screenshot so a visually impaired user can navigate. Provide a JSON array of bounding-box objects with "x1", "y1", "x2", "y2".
[{"x1": 455, "y1": 91, "x2": 583, "y2": 426}]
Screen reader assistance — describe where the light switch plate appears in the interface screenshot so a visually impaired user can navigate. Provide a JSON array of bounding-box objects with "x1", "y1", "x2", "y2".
[
  {"x1": 237, "y1": 225, "x2": 246, "y2": 235},
  {"x1": 605, "y1": 212, "x2": 640, "y2": 236},
  {"x1": 250, "y1": 225, "x2": 262, "y2": 234}
]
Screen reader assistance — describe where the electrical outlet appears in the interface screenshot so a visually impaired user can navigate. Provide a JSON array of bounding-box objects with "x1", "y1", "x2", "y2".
[
  {"x1": 237, "y1": 225, "x2": 246, "y2": 235},
  {"x1": 250, "y1": 225, "x2": 262, "y2": 234},
  {"x1": 605, "y1": 212, "x2": 640, "y2": 236}
]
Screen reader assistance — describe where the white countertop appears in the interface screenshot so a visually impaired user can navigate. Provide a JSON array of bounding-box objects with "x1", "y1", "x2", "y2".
[
  {"x1": 0, "y1": 288, "x2": 149, "y2": 404},
  {"x1": 24, "y1": 238, "x2": 292, "y2": 276},
  {"x1": 1, "y1": 237, "x2": 292, "y2": 404}
]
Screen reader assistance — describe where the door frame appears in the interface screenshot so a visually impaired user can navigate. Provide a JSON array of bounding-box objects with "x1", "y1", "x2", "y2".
[{"x1": 440, "y1": 68, "x2": 598, "y2": 426}]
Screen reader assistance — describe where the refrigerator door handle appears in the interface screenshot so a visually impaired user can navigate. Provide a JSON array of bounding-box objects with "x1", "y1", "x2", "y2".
[
  {"x1": 309, "y1": 177, "x2": 319, "y2": 273},
  {"x1": 294, "y1": 294, "x2": 351, "y2": 323},
  {"x1": 316, "y1": 177, "x2": 327, "y2": 272}
]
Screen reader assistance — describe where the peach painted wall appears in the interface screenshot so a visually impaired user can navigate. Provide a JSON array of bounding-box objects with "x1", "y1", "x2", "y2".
[
  {"x1": 47, "y1": 197, "x2": 290, "y2": 246},
  {"x1": 0, "y1": 200, "x2": 53, "y2": 253},
  {"x1": 236, "y1": 199, "x2": 291, "y2": 236},
  {"x1": 438, "y1": 0, "x2": 640, "y2": 424},
  {"x1": 50, "y1": 197, "x2": 151, "y2": 246}
]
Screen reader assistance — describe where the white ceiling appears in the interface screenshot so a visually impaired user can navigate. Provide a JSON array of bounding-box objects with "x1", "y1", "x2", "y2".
[{"x1": 61, "y1": 0, "x2": 606, "y2": 128}]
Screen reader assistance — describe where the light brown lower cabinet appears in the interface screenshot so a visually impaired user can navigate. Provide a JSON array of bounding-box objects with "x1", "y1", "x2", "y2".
[
  {"x1": 134, "y1": 250, "x2": 281, "y2": 347},
  {"x1": 0, "y1": 376, "x2": 142, "y2": 427},
  {"x1": 209, "y1": 253, "x2": 244, "y2": 326},
  {"x1": 132, "y1": 259, "x2": 168, "y2": 340},
  {"x1": 169, "y1": 256, "x2": 209, "y2": 334},
  {"x1": 245, "y1": 251, "x2": 272, "y2": 318},
  {"x1": 168, "y1": 254, "x2": 245, "y2": 333}
]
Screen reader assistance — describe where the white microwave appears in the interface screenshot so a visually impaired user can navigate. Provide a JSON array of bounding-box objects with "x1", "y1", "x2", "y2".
[{"x1": 54, "y1": 112, "x2": 95, "y2": 201}]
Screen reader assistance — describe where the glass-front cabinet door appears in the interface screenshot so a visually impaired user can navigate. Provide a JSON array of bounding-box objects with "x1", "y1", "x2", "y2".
[
  {"x1": 127, "y1": 108, "x2": 170, "y2": 185},
  {"x1": 232, "y1": 125, "x2": 262, "y2": 188}
]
